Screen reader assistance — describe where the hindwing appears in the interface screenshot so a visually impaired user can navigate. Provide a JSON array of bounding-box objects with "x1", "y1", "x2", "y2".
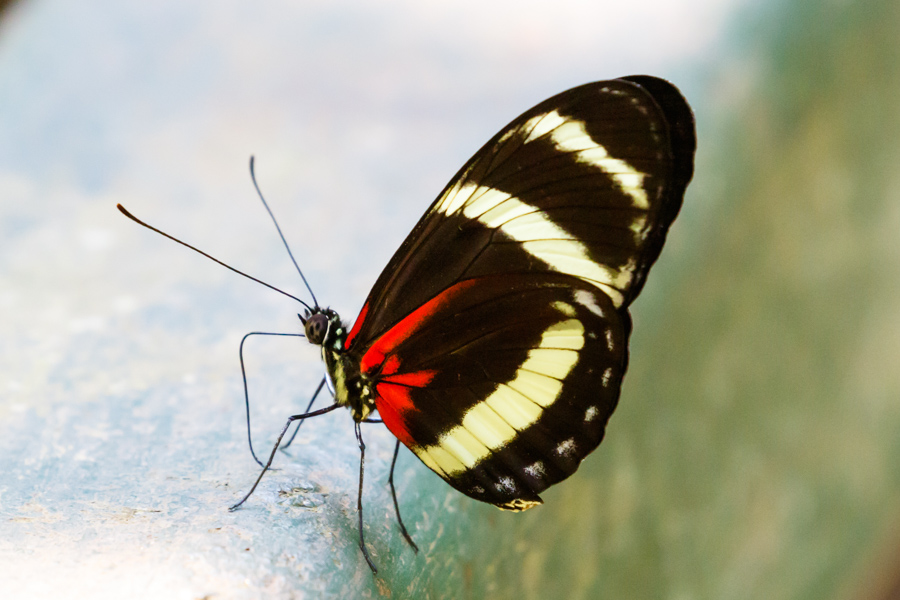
[{"x1": 358, "y1": 274, "x2": 629, "y2": 509}]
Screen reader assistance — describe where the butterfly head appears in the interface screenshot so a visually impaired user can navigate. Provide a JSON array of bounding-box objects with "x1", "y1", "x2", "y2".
[{"x1": 300, "y1": 307, "x2": 346, "y2": 351}]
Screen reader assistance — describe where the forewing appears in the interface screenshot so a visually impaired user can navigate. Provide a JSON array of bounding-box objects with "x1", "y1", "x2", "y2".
[
  {"x1": 360, "y1": 274, "x2": 630, "y2": 509},
  {"x1": 345, "y1": 76, "x2": 695, "y2": 351}
]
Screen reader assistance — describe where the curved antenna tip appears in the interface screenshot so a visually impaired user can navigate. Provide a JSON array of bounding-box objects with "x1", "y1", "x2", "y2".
[
  {"x1": 249, "y1": 159, "x2": 320, "y2": 308},
  {"x1": 116, "y1": 202, "x2": 312, "y2": 311}
]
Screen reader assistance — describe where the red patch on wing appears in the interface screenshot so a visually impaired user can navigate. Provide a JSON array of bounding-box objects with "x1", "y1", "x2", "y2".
[
  {"x1": 359, "y1": 279, "x2": 477, "y2": 375},
  {"x1": 344, "y1": 302, "x2": 369, "y2": 349},
  {"x1": 381, "y1": 354, "x2": 402, "y2": 376},
  {"x1": 375, "y1": 383, "x2": 417, "y2": 447},
  {"x1": 374, "y1": 370, "x2": 437, "y2": 448},
  {"x1": 381, "y1": 370, "x2": 437, "y2": 387}
]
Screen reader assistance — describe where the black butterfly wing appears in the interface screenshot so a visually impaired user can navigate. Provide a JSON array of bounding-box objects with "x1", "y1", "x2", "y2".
[
  {"x1": 354, "y1": 274, "x2": 629, "y2": 509},
  {"x1": 346, "y1": 76, "x2": 695, "y2": 348},
  {"x1": 343, "y1": 76, "x2": 695, "y2": 508}
]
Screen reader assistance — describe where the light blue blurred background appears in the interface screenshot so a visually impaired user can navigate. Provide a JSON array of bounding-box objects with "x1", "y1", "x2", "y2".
[{"x1": 2, "y1": 0, "x2": 900, "y2": 598}]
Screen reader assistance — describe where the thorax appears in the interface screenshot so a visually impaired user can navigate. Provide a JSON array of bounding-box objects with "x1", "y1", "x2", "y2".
[{"x1": 305, "y1": 308, "x2": 376, "y2": 421}]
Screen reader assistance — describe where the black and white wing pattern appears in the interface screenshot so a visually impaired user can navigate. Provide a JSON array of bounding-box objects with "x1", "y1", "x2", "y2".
[{"x1": 342, "y1": 76, "x2": 695, "y2": 509}]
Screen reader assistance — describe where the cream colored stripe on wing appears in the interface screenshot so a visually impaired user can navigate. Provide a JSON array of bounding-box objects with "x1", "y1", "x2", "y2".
[
  {"x1": 439, "y1": 183, "x2": 628, "y2": 306},
  {"x1": 414, "y1": 317, "x2": 585, "y2": 477},
  {"x1": 523, "y1": 110, "x2": 650, "y2": 210}
]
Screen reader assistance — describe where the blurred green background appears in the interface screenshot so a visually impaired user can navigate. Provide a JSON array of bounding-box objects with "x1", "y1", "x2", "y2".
[
  {"x1": 1, "y1": 0, "x2": 899, "y2": 598},
  {"x1": 595, "y1": 0, "x2": 900, "y2": 597}
]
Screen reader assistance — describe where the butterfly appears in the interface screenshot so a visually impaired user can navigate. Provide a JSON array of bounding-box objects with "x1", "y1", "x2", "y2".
[{"x1": 119, "y1": 74, "x2": 695, "y2": 574}]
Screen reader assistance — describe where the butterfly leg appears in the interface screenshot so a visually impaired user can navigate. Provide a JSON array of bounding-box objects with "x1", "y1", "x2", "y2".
[
  {"x1": 388, "y1": 439, "x2": 419, "y2": 552},
  {"x1": 229, "y1": 403, "x2": 341, "y2": 511},
  {"x1": 239, "y1": 331, "x2": 306, "y2": 467},
  {"x1": 281, "y1": 376, "x2": 326, "y2": 451},
  {"x1": 354, "y1": 421, "x2": 378, "y2": 574}
]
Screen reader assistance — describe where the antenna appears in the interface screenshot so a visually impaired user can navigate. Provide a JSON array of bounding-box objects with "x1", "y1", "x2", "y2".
[
  {"x1": 117, "y1": 204, "x2": 312, "y2": 311},
  {"x1": 249, "y1": 156, "x2": 319, "y2": 308}
]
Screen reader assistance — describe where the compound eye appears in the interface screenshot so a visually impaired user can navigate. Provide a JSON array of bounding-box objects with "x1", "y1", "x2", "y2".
[{"x1": 304, "y1": 313, "x2": 329, "y2": 345}]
